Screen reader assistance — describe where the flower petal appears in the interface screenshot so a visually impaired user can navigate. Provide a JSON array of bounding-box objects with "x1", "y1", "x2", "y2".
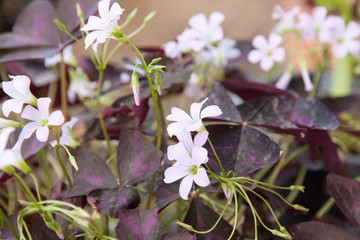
[
  {"x1": 167, "y1": 142, "x2": 192, "y2": 164},
  {"x1": 98, "y1": 0, "x2": 111, "y2": 21},
  {"x1": 176, "y1": 130, "x2": 193, "y2": 153},
  {"x1": 185, "y1": 120, "x2": 203, "y2": 132},
  {"x1": 194, "y1": 130, "x2": 209, "y2": 147},
  {"x1": 2, "y1": 99, "x2": 24, "y2": 117},
  {"x1": 260, "y1": 57, "x2": 274, "y2": 71},
  {"x1": 164, "y1": 165, "x2": 189, "y2": 184},
  {"x1": 193, "y1": 168, "x2": 210, "y2": 187},
  {"x1": 84, "y1": 31, "x2": 100, "y2": 50},
  {"x1": 36, "y1": 126, "x2": 49, "y2": 142},
  {"x1": 0, "y1": 127, "x2": 15, "y2": 152},
  {"x1": 179, "y1": 175, "x2": 194, "y2": 200},
  {"x1": 166, "y1": 107, "x2": 193, "y2": 123},
  {"x1": 37, "y1": 98, "x2": 51, "y2": 118},
  {"x1": 190, "y1": 98, "x2": 208, "y2": 121},
  {"x1": 192, "y1": 146, "x2": 209, "y2": 166},
  {"x1": 189, "y1": 13, "x2": 207, "y2": 30},
  {"x1": 248, "y1": 50, "x2": 262, "y2": 64},
  {"x1": 167, "y1": 122, "x2": 189, "y2": 137},
  {"x1": 48, "y1": 110, "x2": 65, "y2": 126},
  {"x1": 269, "y1": 33, "x2": 283, "y2": 48},
  {"x1": 19, "y1": 122, "x2": 40, "y2": 140},
  {"x1": 21, "y1": 105, "x2": 41, "y2": 122},
  {"x1": 252, "y1": 35, "x2": 267, "y2": 49},
  {"x1": 209, "y1": 11, "x2": 225, "y2": 28},
  {"x1": 200, "y1": 105, "x2": 222, "y2": 119}
]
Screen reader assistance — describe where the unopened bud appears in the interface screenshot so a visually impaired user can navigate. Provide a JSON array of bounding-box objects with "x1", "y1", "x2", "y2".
[
  {"x1": 176, "y1": 220, "x2": 194, "y2": 231},
  {"x1": 155, "y1": 71, "x2": 162, "y2": 95},
  {"x1": 54, "y1": 19, "x2": 66, "y2": 32},
  {"x1": 131, "y1": 71, "x2": 140, "y2": 106},
  {"x1": 144, "y1": 11, "x2": 156, "y2": 24},
  {"x1": 299, "y1": 58, "x2": 313, "y2": 92}
]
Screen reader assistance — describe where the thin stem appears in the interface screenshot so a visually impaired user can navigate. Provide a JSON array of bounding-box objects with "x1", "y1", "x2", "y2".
[
  {"x1": 0, "y1": 207, "x2": 19, "y2": 240},
  {"x1": 30, "y1": 173, "x2": 41, "y2": 202},
  {"x1": 55, "y1": 146, "x2": 72, "y2": 189},
  {"x1": 60, "y1": 51, "x2": 68, "y2": 120},
  {"x1": 13, "y1": 172, "x2": 37, "y2": 203},
  {"x1": 286, "y1": 165, "x2": 307, "y2": 203},
  {"x1": 146, "y1": 174, "x2": 156, "y2": 209},
  {"x1": 207, "y1": 138, "x2": 225, "y2": 176},
  {"x1": 228, "y1": 190, "x2": 238, "y2": 240},
  {"x1": 315, "y1": 197, "x2": 335, "y2": 218},
  {"x1": 308, "y1": 65, "x2": 322, "y2": 98}
]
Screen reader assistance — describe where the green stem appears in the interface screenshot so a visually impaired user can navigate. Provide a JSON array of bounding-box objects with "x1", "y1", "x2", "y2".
[
  {"x1": 0, "y1": 207, "x2": 19, "y2": 240},
  {"x1": 55, "y1": 147, "x2": 72, "y2": 189},
  {"x1": 308, "y1": 65, "x2": 322, "y2": 98},
  {"x1": 315, "y1": 197, "x2": 335, "y2": 218},
  {"x1": 286, "y1": 165, "x2": 307, "y2": 203},
  {"x1": 207, "y1": 137, "x2": 225, "y2": 176},
  {"x1": 96, "y1": 67, "x2": 117, "y2": 179},
  {"x1": 60, "y1": 51, "x2": 68, "y2": 120},
  {"x1": 228, "y1": 190, "x2": 238, "y2": 240},
  {"x1": 30, "y1": 173, "x2": 41, "y2": 202},
  {"x1": 13, "y1": 172, "x2": 37, "y2": 203}
]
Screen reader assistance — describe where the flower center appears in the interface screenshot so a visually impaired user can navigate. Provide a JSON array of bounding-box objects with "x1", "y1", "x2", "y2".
[
  {"x1": 40, "y1": 119, "x2": 49, "y2": 127},
  {"x1": 189, "y1": 165, "x2": 198, "y2": 175}
]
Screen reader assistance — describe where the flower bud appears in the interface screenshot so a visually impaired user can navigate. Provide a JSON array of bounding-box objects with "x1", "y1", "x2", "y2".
[
  {"x1": 155, "y1": 71, "x2": 162, "y2": 95},
  {"x1": 299, "y1": 58, "x2": 314, "y2": 92},
  {"x1": 144, "y1": 11, "x2": 156, "y2": 24},
  {"x1": 131, "y1": 71, "x2": 140, "y2": 106}
]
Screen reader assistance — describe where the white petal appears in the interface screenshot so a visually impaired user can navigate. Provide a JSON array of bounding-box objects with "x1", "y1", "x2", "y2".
[
  {"x1": 37, "y1": 98, "x2": 51, "y2": 118},
  {"x1": 185, "y1": 120, "x2": 203, "y2": 132},
  {"x1": 176, "y1": 130, "x2": 193, "y2": 153},
  {"x1": 109, "y1": 2, "x2": 124, "y2": 22},
  {"x1": 2, "y1": 79, "x2": 20, "y2": 99},
  {"x1": 194, "y1": 130, "x2": 209, "y2": 147},
  {"x1": 36, "y1": 126, "x2": 49, "y2": 142},
  {"x1": 81, "y1": 16, "x2": 107, "y2": 31},
  {"x1": 275, "y1": 71, "x2": 292, "y2": 90},
  {"x1": 0, "y1": 150, "x2": 18, "y2": 168},
  {"x1": 260, "y1": 57, "x2": 274, "y2": 71},
  {"x1": 313, "y1": 6, "x2": 327, "y2": 22},
  {"x1": 19, "y1": 122, "x2": 40, "y2": 140},
  {"x1": 209, "y1": 12, "x2": 225, "y2": 28},
  {"x1": 167, "y1": 142, "x2": 192, "y2": 165},
  {"x1": 179, "y1": 175, "x2": 194, "y2": 200},
  {"x1": 164, "y1": 165, "x2": 189, "y2": 184},
  {"x1": 21, "y1": 105, "x2": 41, "y2": 122},
  {"x1": 11, "y1": 75, "x2": 32, "y2": 97},
  {"x1": 98, "y1": 0, "x2": 111, "y2": 21},
  {"x1": 132, "y1": 85, "x2": 140, "y2": 106},
  {"x1": 48, "y1": 110, "x2": 65, "y2": 126},
  {"x1": 272, "y1": 48, "x2": 285, "y2": 62},
  {"x1": 269, "y1": 33, "x2": 283, "y2": 47},
  {"x1": 190, "y1": 98, "x2": 208, "y2": 121},
  {"x1": 332, "y1": 44, "x2": 347, "y2": 58},
  {"x1": 167, "y1": 122, "x2": 189, "y2": 137},
  {"x1": 84, "y1": 31, "x2": 100, "y2": 50},
  {"x1": 252, "y1": 35, "x2": 267, "y2": 49},
  {"x1": 0, "y1": 127, "x2": 15, "y2": 152},
  {"x1": 193, "y1": 168, "x2": 210, "y2": 187},
  {"x1": 192, "y1": 146, "x2": 209, "y2": 166},
  {"x1": 2, "y1": 99, "x2": 24, "y2": 117},
  {"x1": 189, "y1": 13, "x2": 207, "y2": 30},
  {"x1": 248, "y1": 50, "x2": 262, "y2": 64},
  {"x1": 166, "y1": 107, "x2": 193, "y2": 123},
  {"x1": 200, "y1": 105, "x2": 222, "y2": 119}
]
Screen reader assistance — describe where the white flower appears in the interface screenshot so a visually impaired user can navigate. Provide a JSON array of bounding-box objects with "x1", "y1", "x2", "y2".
[
  {"x1": 44, "y1": 45, "x2": 77, "y2": 67},
  {"x1": 296, "y1": 6, "x2": 328, "y2": 40},
  {"x1": 20, "y1": 98, "x2": 65, "y2": 142},
  {"x1": 0, "y1": 127, "x2": 30, "y2": 174},
  {"x1": 198, "y1": 38, "x2": 241, "y2": 67},
  {"x1": 164, "y1": 131, "x2": 210, "y2": 200},
  {"x1": 2, "y1": 75, "x2": 37, "y2": 117},
  {"x1": 0, "y1": 118, "x2": 22, "y2": 129},
  {"x1": 58, "y1": 117, "x2": 79, "y2": 148},
  {"x1": 272, "y1": 5, "x2": 301, "y2": 34},
  {"x1": 320, "y1": 16, "x2": 360, "y2": 58},
  {"x1": 163, "y1": 40, "x2": 182, "y2": 59},
  {"x1": 248, "y1": 33, "x2": 285, "y2": 71},
  {"x1": 67, "y1": 68, "x2": 97, "y2": 103},
  {"x1": 166, "y1": 98, "x2": 222, "y2": 137},
  {"x1": 81, "y1": 0, "x2": 124, "y2": 52}
]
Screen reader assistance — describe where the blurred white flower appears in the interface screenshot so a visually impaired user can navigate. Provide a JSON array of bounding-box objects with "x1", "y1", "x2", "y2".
[
  {"x1": 2, "y1": 75, "x2": 37, "y2": 117},
  {"x1": 248, "y1": 33, "x2": 285, "y2": 71},
  {"x1": 272, "y1": 5, "x2": 301, "y2": 34},
  {"x1": 81, "y1": 0, "x2": 124, "y2": 52},
  {"x1": 20, "y1": 98, "x2": 65, "y2": 142},
  {"x1": 296, "y1": 6, "x2": 328, "y2": 40},
  {"x1": 163, "y1": 40, "x2": 182, "y2": 59},
  {"x1": 53, "y1": 117, "x2": 79, "y2": 148},
  {"x1": 67, "y1": 68, "x2": 97, "y2": 103},
  {"x1": 44, "y1": 45, "x2": 77, "y2": 67}
]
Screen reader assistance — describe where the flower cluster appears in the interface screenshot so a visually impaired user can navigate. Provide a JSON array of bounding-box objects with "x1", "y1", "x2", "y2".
[
  {"x1": 162, "y1": 12, "x2": 241, "y2": 85},
  {"x1": 164, "y1": 98, "x2": 222, "y2": 200},
  {"x1": 0, "y1": 75, "x2": 79, "y2": 173}
]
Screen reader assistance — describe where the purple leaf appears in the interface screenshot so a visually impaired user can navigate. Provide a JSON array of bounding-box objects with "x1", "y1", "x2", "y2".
[
  {"x1": 290, "y1": 221, "x2": 360, "y2": 240},
  {"x1": 87, "y1": 187, "x2": 140, "y2": 218},
  {"x1": 133, "y1": 97, "x2": 150, "y2": 127},
  {"x1": 24, "y1": 213, "x2": 61, "y2": 240},
  {"x1": 115, "y1": 207, "x2": 161, "y2": 240},
  {"x1": 205, "y1": 124, "x2": 281, "y2": 176},
  {"x1": 117, "y1": 128, "x2": 162, "y2": 185},
  {"x1": 63, "y1": 146, "x2": 118, "y2": 198},
  {"x1": 222, "y1": 78, "x2": 292, "y2": 101},
  {"x1": 161, "y1": 228, "x2": 196, "y2": 240},
  {"x1": 305, "y1": 130, "x2": 344, "y2": 175},
  {"x1": 154, "y1": 178, "x2": 180, "y2": 209},
  {"x1": 327, "y1": 174, "x2": 360, "y2": 228},
  {"x1": 183, "y1": 197, "x2": 242, "y2": 240}
]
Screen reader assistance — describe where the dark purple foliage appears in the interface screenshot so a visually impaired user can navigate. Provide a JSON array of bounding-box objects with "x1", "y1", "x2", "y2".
[
  {"x1": 290, "y1": 221, "x2": 360, "y2": 240},
  {"x1": 23, "y1": 213, "x2": 61, "y2": 240},
  {"x1": 161, "y1": 229, "x2": 196, "y2": 240},
  {"x1": 87, "y1": 187, "x2": 140, "y2": 218},
  {"x1": 327, "y1": 174, "x2": 360, "y2": 228},
  {"x1": 115, "y1": 207, "x2": 161, "y2": 240},
  {"x1": 205, "y1": 124, "x2": 281, "y2": 176},
  {"x1": 63, "y1": 146, "x2": 118, "y2": 198},
  {"x1": 183, "y1": 197, "x2": 241, "y2": 240},
  {"x1": 117, "y1": 128, "x2": 163, "y2": 185}
]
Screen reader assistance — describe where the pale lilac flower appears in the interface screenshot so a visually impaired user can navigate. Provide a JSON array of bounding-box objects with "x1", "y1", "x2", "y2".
[
  {"x1": 296, "y1": 6, "x2": 328, "y2": 40},
  {"x1": 320, "y1": 16, "x2": 360, "y2": 58},
  {"x1": 272, "y1": 5, "x2": 301, "y2": 34},
  {"x1": 2, "y1": 75, "x2": 37, "y2": 117},
  {"x1": 198, "y1": 38, "x2": 241, "y2": 67},
  {"x1": 67, "y1": 68, "x2": 97, "y2": 103},
  {"x1": 20, "y1": 98, "x2": 65, "y2": 142},
  {"x1": 164, "y1": 131, "x2": 210, "y2": 200},
  {"x1": 248, "y1": 33, "x2": 285, "y2": 71},
  {"x1": 51, "y1": 117, "x2": 79, "y2": 148},
  {"x1": 163, "y1": 41, "x2": 182, "y2": 59},
  {"x1": 44, "y1": 45, "x2": 77, "y2": 68},
  {"x1": 81, "y1": 0, "x2": 124, "y2": 52},
  {"x1": 0, "y1": 127, "x2": 30, "y2": 174},
  {"x1": 166, "y1": 98, "x2": 222, "y2": 137}
]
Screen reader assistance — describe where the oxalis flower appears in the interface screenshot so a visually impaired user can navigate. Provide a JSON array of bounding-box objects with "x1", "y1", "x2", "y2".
[
  {"x1": 2, "y1": 75, "x2": 37, "y2": 117},
  {"x1": 81, "y1": 0, "x2": 124, "y2": 52},
  {"x1": 248, "y1": 33, "x2": 285, "y2": 71},
  {"x1": 164, "y1": 130, "x2": 210, "y2": 200},
  {"x1": 20, "y1": 97, "x2": 65, "y2": 142},
  {"x1": 166, "y1": 98, "x2": 222, "y2": 137},
  {"x1": 0, "y1": 127, "x2": 30, "y2": 174},
  {"x1": 51, "y1": 117, "x2": 80, "y2": 148}
]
